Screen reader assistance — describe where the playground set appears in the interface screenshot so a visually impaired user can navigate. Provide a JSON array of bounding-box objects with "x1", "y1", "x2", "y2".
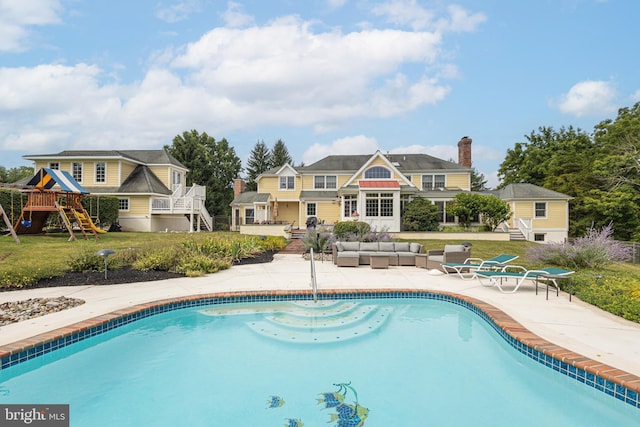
[{"x1": 4, "y1": 168, "x2": 105, "y2": 242}]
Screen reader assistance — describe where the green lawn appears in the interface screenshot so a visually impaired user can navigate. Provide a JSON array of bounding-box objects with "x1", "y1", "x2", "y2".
[{"x1": 1, "y1": 232, "x2": 639, "y2": 322}]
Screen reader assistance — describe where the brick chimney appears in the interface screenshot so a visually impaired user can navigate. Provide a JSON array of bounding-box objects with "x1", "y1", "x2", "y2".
[
  {"x1": 457, "y1": 136, "x2": 472, "y2": 168},
  {"x1": 233, "y1": 178, "x2": 246, "y2": 198}
]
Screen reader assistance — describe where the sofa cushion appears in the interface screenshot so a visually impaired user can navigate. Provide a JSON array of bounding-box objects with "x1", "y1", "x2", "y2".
[
  {"x1": 379, "y1": 242, "x2": 395, "y2": 252},
  {"x1": 342, "y1": 242, "x2": 360, "y2": 251},
  {"x1": 444, "y1": 244, "x2": 465, "y2": 253},
  {"x1": 360, "y1": 242, "x2": 379, "y2": 252},
  {"x1": 429, "y1": 255, "x2": 444, "y2": 262},
  {"x1": 395, "y1": 242, "x2": 410, "y2": 252},
  {"x1": 410, "y1": 243, "x2": 421, "y2": 253},
  {"x1": 336, "y1": 242, "x2": 344, "y2": 251}
]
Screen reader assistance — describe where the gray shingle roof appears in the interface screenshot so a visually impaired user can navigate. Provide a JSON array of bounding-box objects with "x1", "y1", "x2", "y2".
[
  {"x1": 299, "y1": 153, "x2": 469, "y2": 172},
  {"x1": 231, "y1": 192, "x2": 270, "y2": 204},
  {"x1": 299, "y1": 190, "x2": 339, "y2": 199},
  {"x1": 492, "y1": 183, "x2": 572, "y2": 200},
  {"x1": 24, "y1": 150, "x2": 187, "y2": 169},
  {"x1": 118, "y1": 165, "x2": 171, "y2": 195}
]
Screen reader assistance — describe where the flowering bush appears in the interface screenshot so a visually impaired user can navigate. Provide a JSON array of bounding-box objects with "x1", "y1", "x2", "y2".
[{"x1": 527, "y1": 224, "x2": 632, "y2": 269}]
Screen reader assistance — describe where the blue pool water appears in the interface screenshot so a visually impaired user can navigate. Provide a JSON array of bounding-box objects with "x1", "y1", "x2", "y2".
[{"x1": 1, "y1": 298, "x2": 639, "y2": 426}]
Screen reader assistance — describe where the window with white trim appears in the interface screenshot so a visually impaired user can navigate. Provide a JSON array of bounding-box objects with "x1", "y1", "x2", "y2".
[
  {"x1": 364, "y1": 166, "x2": 391, "y2": 179},
  {"x1": 534, "y1": 233, "x2": 546, "y2": 242},
  {"x1": 365, "y1": 192, "x2": 393, "y2": 217},
  {"x1": 49, "y1": 162, "x2": 59, "y2": 170},
  {"x1": 279, "y1": 176, "x2": 295, "y2": 190},
  {"x1": 245, "y1": 208, "x2": 255, "y2": 224},
  {"x1": 343, "y1": 195, "x2": 357, "y2": 217},
  {"x1": 307, "y1": 202, "x2": 316, "y2": 216},
  {"x1": 95, "y1": 162, "x2": 106, "y2": 183},
  {"x1": 535, "y1": 202, "x2": 547, "y2": 218},
  {"x1": 314, "y1": 175, "x2": 337, "y2": 189},
  {"x1": 72, "y1": 162, "x2": 83, "y2": 182},
  {"x1": 118, "y1": 198, "x2": 129, "y2": 211},
  {"x1": 422, "y1": 174, "x2": 445, "y2": 190}
]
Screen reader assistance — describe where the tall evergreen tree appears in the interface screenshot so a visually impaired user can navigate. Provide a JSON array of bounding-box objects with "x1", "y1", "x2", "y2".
[
  {"x1": 270, "y1": 139, "x2": 293, "y2": 167},
  {"x1": 245, "y1": 140, "x2": 272, "y2": 191},
  {"x1": 165, "y1": 130, "x2": 241, "y2": 216},
  {"x1": 471, "y1": 168, "x2": 489, "y2": 191}
]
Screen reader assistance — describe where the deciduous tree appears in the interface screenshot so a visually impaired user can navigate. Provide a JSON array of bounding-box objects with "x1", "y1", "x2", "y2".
[{"x1": 165, "y1": 130, "x2": 241, "y2": 216}]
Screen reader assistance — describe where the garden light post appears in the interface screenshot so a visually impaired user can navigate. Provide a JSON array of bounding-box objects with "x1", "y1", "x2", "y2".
[{"x1": 96, "y1": 249, "x2": 115, "y2": 279}]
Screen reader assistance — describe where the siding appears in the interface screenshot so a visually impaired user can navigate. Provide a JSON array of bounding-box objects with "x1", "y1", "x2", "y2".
[
  {"x1": 447, "y1": 173, "x2": 470, "y2": 190},
  {"x1": 149, "y1": 166, "x2": 170, "y2": 188},
  {"x1": 533, "y1": 201, "x2": 567, "y2": 228},
  {"x1": 129, "y1": 196, "x2": 150, "y2": 216},
  {"x1": 259, "y1": 176, "x2": 302, "y2": 200}
]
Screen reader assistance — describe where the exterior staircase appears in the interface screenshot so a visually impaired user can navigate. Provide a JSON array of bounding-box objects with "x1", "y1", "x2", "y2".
[{"x1": 509, "y1": 228, "x2": 526, "y2": 241}]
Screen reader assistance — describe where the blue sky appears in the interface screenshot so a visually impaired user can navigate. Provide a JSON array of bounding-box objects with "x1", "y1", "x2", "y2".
[{"x1": 1, "y1": 0, "x2": 639, "y2": 188}]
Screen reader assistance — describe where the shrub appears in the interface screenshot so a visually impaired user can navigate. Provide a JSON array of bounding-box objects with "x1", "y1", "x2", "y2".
[
  {"x1": 132, "y1": 246, "x2": 184, "y2": 272},
  {"x1": 527, "y1": 224, "x2": 633, "y2": 269},
  {"x1": 302, "y1": 227, "x2": 334, "y2": 253},
  {"x1": 68, "y1": 247, "x2": 104, "y2": 272},
  {"x1": 176, "y1": 255, "x2": 231, "y2": 276},
  {"x1": 402, "y1": 197, "x2": 440, "y2": 231},
  {"x1": 333, "y1": 221, "x2": 371, "y2": 240}
]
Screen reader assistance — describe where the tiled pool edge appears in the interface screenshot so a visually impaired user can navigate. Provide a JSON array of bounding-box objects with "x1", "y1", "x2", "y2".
[{"x1": 1, "y1": 288, "x2": 639, "y2": 409}]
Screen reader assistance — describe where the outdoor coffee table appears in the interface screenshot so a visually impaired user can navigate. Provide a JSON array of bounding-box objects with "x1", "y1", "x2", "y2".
[{"x1": 370, "y1": 254, "x2": 389, "y2": 269}]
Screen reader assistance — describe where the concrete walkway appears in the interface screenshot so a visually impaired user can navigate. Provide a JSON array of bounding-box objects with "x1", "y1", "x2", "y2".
[{"x1": 1, "y1": 254, "x2": 640, "y2": 377}]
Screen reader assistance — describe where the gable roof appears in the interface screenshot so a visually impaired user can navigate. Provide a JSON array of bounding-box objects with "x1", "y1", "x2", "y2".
[
  {"x1": 492, "y1": 183, "x2": 572, "y2": 200},
  {"x1": 23, "y1": 150, "x2": 187, "y2": 169},
  {"x1": 300, "y1": 152, "x2": 469, "y2": 173},
  {"x1": 27, "y1": 168, "x2": 89, "y2": 194},
  {"x1": 118, "y1": 165, "x2": 171, "y2": 195}
]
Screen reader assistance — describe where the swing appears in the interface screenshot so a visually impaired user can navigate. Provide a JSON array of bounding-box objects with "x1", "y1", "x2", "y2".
[{"x1": 20, "y1": 192, "x2": 32, "y2": 228}]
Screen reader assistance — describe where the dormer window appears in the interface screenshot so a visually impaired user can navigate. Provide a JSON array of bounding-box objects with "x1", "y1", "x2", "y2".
[{"x1": 364, "y1": 166, "x2": 391, "y2": 179}]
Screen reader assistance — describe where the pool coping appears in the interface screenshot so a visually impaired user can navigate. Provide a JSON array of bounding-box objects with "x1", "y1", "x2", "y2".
[{"x1": 1, "y1": 288, "x2": 639, "y2": 409}]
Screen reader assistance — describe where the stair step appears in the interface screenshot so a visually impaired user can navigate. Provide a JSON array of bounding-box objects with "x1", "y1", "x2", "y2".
[{"x1": 247, "y1": 306, "x2": 392, "y2": 344}]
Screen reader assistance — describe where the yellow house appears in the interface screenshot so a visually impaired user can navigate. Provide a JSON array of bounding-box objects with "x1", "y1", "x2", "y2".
[
  {"x1": 231, "y1": 137, "x2": 571, "y2": 242},
  {"x1": 23, "y1": 150, "x2": 212, "y2": 232}
]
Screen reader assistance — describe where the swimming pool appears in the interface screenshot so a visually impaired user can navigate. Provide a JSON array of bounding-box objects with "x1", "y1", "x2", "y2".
[{"x1": 1, "y1": 292, "x2": 639, "y2": 426}]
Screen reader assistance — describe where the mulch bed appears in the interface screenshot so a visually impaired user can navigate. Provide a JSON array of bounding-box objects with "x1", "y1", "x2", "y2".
[{"x1": 3, "y1": 250, "x2": 278, "y2": 291}]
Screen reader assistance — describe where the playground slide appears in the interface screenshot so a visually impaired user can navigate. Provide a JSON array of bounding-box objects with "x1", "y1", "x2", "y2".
[
  {"x1": 75, "y1": 210, "x2": 107, "y2": 233},
  {"x1": 89, "y1": 221, "x2": 107, "y2": 234}
]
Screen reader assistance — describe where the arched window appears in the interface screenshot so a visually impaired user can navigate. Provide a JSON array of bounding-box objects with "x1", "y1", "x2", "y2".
[{"x1": 364, "y1": 166, "x2": 391, "y2": 179}]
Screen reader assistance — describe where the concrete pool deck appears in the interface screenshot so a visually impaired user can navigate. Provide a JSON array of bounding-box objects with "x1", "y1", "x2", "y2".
[{"x1": 1, "y1": 253, "x2": 640, "y2": 379}]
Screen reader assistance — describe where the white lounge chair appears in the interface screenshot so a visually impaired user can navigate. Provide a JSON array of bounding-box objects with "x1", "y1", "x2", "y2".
[
  {"x1": 441, "y1": 254, "x2": 519, "y2": 279},
  {"x1": 474, "y1": 266, "x2": 574, "y2": 294}
]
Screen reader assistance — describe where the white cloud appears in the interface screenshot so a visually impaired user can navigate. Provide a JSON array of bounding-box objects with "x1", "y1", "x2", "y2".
[
  {"x1": 0, "y1": 12, "x2": 465, "y2": 161},
  {"x1": 327, "y1": 0, "x2": 347, "y2": 9},
  {"x1": 631, "y1": 89, "x2": 640, "y2": 103},
  {"x1": 221, "y1": 1, "x2": 254, "y2": 28},
  {"x1": 156, "y1": 0, "x2": 203, "y2": 23},
  {"x1": 556, "y1": 80, "x2": 618, "y2": 117},
  {"x1": 303, "y1": 135, "x2": 379, "y2": 164},
  {"x1": 371, "y1": 1, "x2": 485, "y2": 32},
  {"x1": 0, "y1": 0, "x2": 62, "y2": 52}
]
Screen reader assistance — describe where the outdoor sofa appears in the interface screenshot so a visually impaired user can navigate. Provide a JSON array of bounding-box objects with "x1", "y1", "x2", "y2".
[{"x1": 332, "y1": 241, "x2": 424, "y2": 267}]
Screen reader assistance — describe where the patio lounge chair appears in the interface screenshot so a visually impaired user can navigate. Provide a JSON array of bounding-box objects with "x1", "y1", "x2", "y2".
[
  {"x1": 442, "y1": 254, "x2": 519, "y2": 279},
  {"x1": 474, "y1": 266, "x2": 574, "y2": 294}
]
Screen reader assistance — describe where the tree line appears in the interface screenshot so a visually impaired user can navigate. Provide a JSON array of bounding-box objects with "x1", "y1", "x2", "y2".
[
  {"x1": 2, "y1": 101, "x2": 639, "y2": 239},
  {"x1": 497, "y1": 102, "x2": 640, "y2": 240}
]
